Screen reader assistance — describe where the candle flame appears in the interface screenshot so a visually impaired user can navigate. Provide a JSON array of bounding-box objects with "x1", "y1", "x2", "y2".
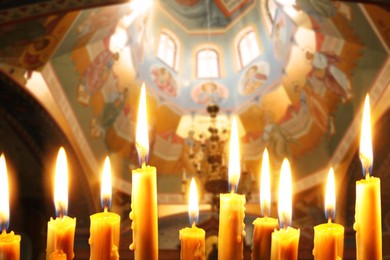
[
  {"x1": 278, "y1": 158, "x2": 292, "y2": 228},
  {"x1": 54, "y1": 147, "x2": 68, "y2": 217},
  {"x1": 0, "y1": 154, "x2": 10, "y2": 231},
  {"x1": 260, "y1": 148, "x2": 271, "y2": 217},
  {"x1": 359, "y1": 94, "x2": 373, "y2": 178},
  {"x1": 188, "y1": 178, "x2": 199, "y2": 226},
  {"x1": 228, "y1": 116, "x2": 240, "y2": 193},
  {"x1": 325, "y1": 167, "x2": 336, "y2": 222},
  {"x1": 136, "y1": 83, "x2": 149, "y2": 166},
  {"x1": 101, "y1": 156, "x2": 112, "y2": 211}
]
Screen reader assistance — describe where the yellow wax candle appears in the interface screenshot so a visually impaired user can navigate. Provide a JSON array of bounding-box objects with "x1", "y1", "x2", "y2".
[
  {"x1": 271, "y1": 159, "x2": 300, "y2": 260},
  {"x1": 252, "y1": 149, "x2": 279, "y2": 260},
  {"x1": 354, "y1": 95, "x2": 382, "y2": 260},
  {"x1": 313, "y1": 167, "x2": 344, "y2": 260},
  {"x1": 0, "y1": 231, "x2": 21, "y2": 260},
  {"x1": 313, "y1": 222, "x2": 344, "y2": 260},
  {"x1": 0, "y1": 154, "x2": 21, "y2": 260},
  {"x1": 49, "y1": 249, "x2": 67, "y2": 260},
  {"x1": 46, "y1": 148, "x2": 76, "y2": 260},
  {"x1": 179, "y1": 226, "x2": 205, "y2": 260},
  {"x1": 218, "y1": 117, "x2": 246, "y2": 260},
  {"x1": 179, "y1": 178, "x2": 205, "y2": 260},
  {"x1": 89, "y1": 157, "x2": 120, "y2": 260},
  {"x1": 46, "y1": 216, "x2": 76, "y2": 260},
  {"x1": 90, "y1": 211, "x2": 120, "y2": 260},
  {"x1": 129, "y1": 84, "x2": 158, "y2": 260},
  {"x1": 271, "y1": 227, "x2": 300, "y2": 260},
  {"x1": 253, "y1": 217, "x2": 279, "y2": 260}
]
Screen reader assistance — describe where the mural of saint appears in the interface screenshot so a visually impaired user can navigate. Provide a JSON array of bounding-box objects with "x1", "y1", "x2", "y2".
[
  {"x1": 191, "y1": 82, "x2": 228, "y2": 105},
  {"x1": 151, "y1": 66, "x2": 178, "y2": 97},
  {"x1": 305, "y1": 50, "x2": 352, "y2": 102},
  {"x1": 239, "y1": 62, "x2": 269, "y2": 95},
  {"x1": 272, "y1": 12, "x2": 288, "y2": 60},
  {"x1": 261, "y1": 110, "x2": 295, "y2": 163},
  {"x1": 79, "y1": 50, "x2": 119, "y2": 95}
]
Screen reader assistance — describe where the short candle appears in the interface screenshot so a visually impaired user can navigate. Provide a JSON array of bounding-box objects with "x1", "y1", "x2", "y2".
[
  {"x1": 312, "y1": 167, "x2": 344, "y2": 260},
  {"x1": 0, "y1": 154, "x2": 21, "y2": 260},
  {"x1": 89, "y1": 156, "x2": 120, "y2": 260},
  {"x1": 179, "y1": 178, "x2": 205, "y2": 260},
  {"x1": 252, "y1": 148, "x2": 278, "y2": 260},
  {"x1": 270, "y1": 159, "x2": 300, "y2": 260},
  {"x1": 46, "y1": 148, "x2": 76, "y2": 260}
]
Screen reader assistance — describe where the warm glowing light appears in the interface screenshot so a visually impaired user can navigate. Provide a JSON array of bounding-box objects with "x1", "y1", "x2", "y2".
[
  {"x1": 0, "y1": 154, "x2": 9, "y2": 230},
  {"x1": 359, "y1": 94, "x2": 373, "y2": 177},
  {"x1": 188, "y1": 178, "x2": 199, "y2": 226},
  {"x1": 325, "y1": 167, "x2": 336, "y2": 221},
  {"x1": 260, "y1": 148, "x2": 271, "y2": 217},
  {"x1": 109, "y1": 27, "x2": 128, "y2": 53},
  {"x1": 228, "y1": 116, "x2": 241, "y2": 192},
  {"x1": 54, "y1": 147, "x2": 68, "y2": 217},
  {"x1": 278, "y1": 158, "x2": 292, "y2": 228},
  {"x1": 131, "y1": 0, "x2": 153, "y2": 12},
  {"x1": 275, "y1": 0, "x2": 296, "y2": 5},
  {"x1": 136, "y1": 83, "x2": 149, "y2": 164},
  {"x1": 101, "y1": 156, "x2": 112, "y2": 211}
]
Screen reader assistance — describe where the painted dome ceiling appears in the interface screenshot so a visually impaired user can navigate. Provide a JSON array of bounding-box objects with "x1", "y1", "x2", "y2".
[{"x1": 0, "y1": 0, "x2": 389, "y2": 200}]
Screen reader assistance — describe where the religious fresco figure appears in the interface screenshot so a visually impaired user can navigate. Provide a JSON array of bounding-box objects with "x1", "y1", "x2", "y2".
[
  {"x1": 151, "y1": 66, "x2": 178, "y2": 97},
  {"x1": 239, "y1": 63, "x2": 269, "y2": 95},
  {"x1": 305, "y1": 50, "x2": 353, "y2": 102},
  {"x1": 293, "y1": 0, "x2": 336, "y2": 18},
  {"x1": 272, "y1": 13, "x2": 288, "y2": 60},
  {"x1": 261, "y1": 110, "x2": 295, "y2": 163},
  {"x1": 192, "y1": 82, "x2": 228, "y2": 105},
  {"x1": 101, "y1": 88, "x2": 129, "y2": 129},
  {"x1": 79, "y1": 50, "x2": 120, "y2": 95},
  {"x1": 293, "y1": 81, "x2": 334, "y2": 135}
]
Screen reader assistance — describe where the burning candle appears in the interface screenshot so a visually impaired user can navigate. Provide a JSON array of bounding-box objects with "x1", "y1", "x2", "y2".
[
  {"x1": 313, "y1": 167, "x2": 344, "y2": 260},
  {"x1": 270, "y1": 159, "x2": 300, "y2": 260},
  {"x1": 179, "y1": 178, "x2": 205, "y2": 260},
  {"x1": 252, "y1": 149, "x2": 279, "y2": 260},
  {"x1": 46, "y1": 147, "x2": 76, "y2": 260},
  {"x1": 218, "y1": 116, "x2": 246, "y2": 260},
  {"x1": 0, "y1": 154, "x2": 21, "y2": 260},
  {"x1": 89, "y1": 156, "x2": 121, "y2": 260},
  {"x1": 354, "y1": 94, "x2": 382, "y2": 259},
  {"x1": 129, "y1": 83, "x2": 158, "y2": 260}
]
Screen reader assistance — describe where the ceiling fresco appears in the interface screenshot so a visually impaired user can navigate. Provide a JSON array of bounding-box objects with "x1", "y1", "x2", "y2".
[{"x1": 0, "y1": 0, "x2": 389, "y2": 238}]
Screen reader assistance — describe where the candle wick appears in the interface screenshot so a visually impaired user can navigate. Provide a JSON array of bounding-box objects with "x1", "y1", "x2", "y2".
[
  {"x1": 142, "y1": 161, "x2": 146, "y2": 169},
  {"x1": 365, "y1": 168, "x2": 370, "y2": 180},
  {"x1": 1, "y1": 226, "x2": 6, "y2": 234},
  {"x1": 328, "y1": 216, "x2": 332, "y2": 224},
  {"x1": 104, "y1": 207, "x2": 108, "y2": 213},
  {"x1": 192, "y1": 222, "x2": 196, "y2": 228}
]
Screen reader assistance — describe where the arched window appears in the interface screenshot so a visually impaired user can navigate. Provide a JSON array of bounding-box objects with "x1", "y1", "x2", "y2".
[
  {"x1": 157, "y1": 30, "x2": 180, "y2": 71},
  {"x1": 196, "y1": 48, "x2": 220, "y2": 78},
  {"x1": 236, "y1": 27, "x2": 261, "y2": 69}
]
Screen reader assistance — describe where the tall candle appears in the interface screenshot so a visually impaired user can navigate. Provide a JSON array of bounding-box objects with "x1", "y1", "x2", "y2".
[
  {"x1": 46, "y1": 148, "x2": 76, "y2": 260},
  {"x1": 354, "y1": 94, "x2": 382, "y2": 259},
  {"x1": 218, "y1": 117, "x2": 246, "y2": 260},
  {"x1": 0, "y1": 154, "x2": 21, "y2": 260},
  {"x1": 89, "y1": 156, "x2": 121, "y2": 260},
  {"x1": 129, "y1": 83, "x2": 158, "y2": 260},
  {"x1": 179, "y1": 178, "x2": 205, "y2": 260},
  {"x1": 270, "y1": 159, "x2": 300, "y2": 260},
  {"x1": 252, "y1": 149, "x2": 279, "y2": 260},
  {"x1": 313, "y1": 167, "x2": 344, "y2": 260}
]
